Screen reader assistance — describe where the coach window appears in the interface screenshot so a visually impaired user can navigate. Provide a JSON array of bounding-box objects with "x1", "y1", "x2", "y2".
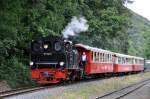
[
  {"x1": 126, "y1": 58, "x2": 128, "y2": 64},
  {"x1": 110, "y1": 54, "x2": 113, "y2": 63},
  {"x1": 98, "y1": 52, "x2": 100, "y2": 62},
  {"x1": 139, "y1": 59, "x2": 141, "y2": 64},
  {"x1": 135, "y1": 59, "x2": 137, "y2": 64},
  {"x1": 137, "y1": 59, "x2": 139, "y2": 64},
  {"x1": 122, "y1": 58, "x2": 124, "y2": 64},
  {"x1": 102, "y1": 53, "x2": 105, "y2": 62},
  {"x1": 118, "y1": 57, "x2": 121, "y2": 64},
  {"x1": 96, "y1": 52, "x2": 98, "y2": 62},
  {"x1": 93, "y1": 52, "x2": 95, "y2": 62},
  {"x1": 101, "y1": 53, "x2": 102, "y2": 62},
  {"x1": 92, "y1": 51, "x2": 94, "y2": 62},
  {"x1": 130, "y1": 58, "x2": 132, "y2": 64},
  {"x1": 95, "y1": 52, "x2": 97, "y2": 62},
  {"x1": 105, "y1": 53, "x2": 107, "y2": 62},
  {"x1": 121, "y1": 57, "x2": 123, "y2": 64},
  {"x1": 123, "y1": 57, "x2": 125, "y2": 64},
  {"x1": 108, "y1": 54, "x2": 111, "y2": 63},
  {"x1": 133, "y1": 59, "x2": 135, "y2": 64},
  {"x1": 108, "y1": 54, "x2": 110, "y2": 63},
  {"x1": 140, "y1": 60, "x2": 142, "y2": 64},
  {"x1": 132, "y1": 58, "x2": 134, "y2": 64},
  {"x1": 131, "y1": 58, "x2": 133, "y2": 64},
  {"x1": 128, "y1": 58, "x2": 131, "y2": 64},
  {"x1": 118, "y1": 57, "x2": 120, "y2": 64},
  {"x1": 137, "y1": 59, "x2": 138, "y2": 64},
  {"x1": 103, "y1": 53, "x2": 105, "y2": 62},
  {"x1": 106, "y1": 54, "x2": 108, "y2": 63},
  {"x1": 105, "y1": 54, "x2": 107, "y2": 62},
  {"x1": 104, "y1": 53, "x2": 106, "y2": 62},
  {"x1": 120, "y1": 57, "x2": 122, "y2": 64},
  {"x1": 129, "y1": 58, "x2": 131, "y2": 64},
  {"x1": 102, "y1": 53, "x2": 104, "y2": 62},
  {"x1": 94, "y1": 52, "x2": 96, "y2": 62},
  {"x1": 108, "y1": 54, "x2": 110, "y2": 62},
  {"x1": 100, "y1": 53, "x2": 102, "y2": 62},
  {"x1": 139, "y1": 60, "x2": 141, "y2": 64},
  {"x1": 107, "y1": 54, "x2": 109, "y2": 63},
  {"x1": 142, "y1": 60, "x2": 144, "y2": 64},
  {"x1": 138, "y1": 59, "x2": 140, "y2": 64},
  {"x1": 91, "y1": 51, "x2": 93, "y2": 61},
  {"x1": 140, "y1": 60, "x2": 143, "y2": 64},
  {"x1": 116, "y1": 57, "x2": 118, "y2": 64},
  {"x1": 109, "y1": 54, "x2": 111, "y2": 63},
  {"x1": 141, "y1": 60, "x2": 144, "y2": 64},
  {"x1": 124, "y1": 58, "x2": 126, "y2": 64},
  {"x1": 128, "y1": 58, "x2": 130, "y2": 64}
]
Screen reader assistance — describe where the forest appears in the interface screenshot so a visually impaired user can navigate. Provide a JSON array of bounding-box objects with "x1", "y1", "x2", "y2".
[{"x1": 0, "y1": 0, "x2": 150, "y2": 87}]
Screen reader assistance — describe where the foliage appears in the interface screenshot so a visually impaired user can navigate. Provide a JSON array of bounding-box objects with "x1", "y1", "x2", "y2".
[{"x1": 128, "y1": 11, "x2": 150, "y2": 58}]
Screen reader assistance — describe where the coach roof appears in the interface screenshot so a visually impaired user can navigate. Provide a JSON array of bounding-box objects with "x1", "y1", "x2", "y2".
[{"x1": 75, "y1": 43, "x2": 113, "y2": 53}]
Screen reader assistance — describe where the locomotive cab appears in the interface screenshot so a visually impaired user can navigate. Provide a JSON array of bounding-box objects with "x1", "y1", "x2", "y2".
[{"x1": 30, "y1": 37, "x2": 66, "y2": 69}]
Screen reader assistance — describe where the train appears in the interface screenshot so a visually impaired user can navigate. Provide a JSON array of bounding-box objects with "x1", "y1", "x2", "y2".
[{"x1": 30, "y1": 36, "x2": 145, "y2": 84}]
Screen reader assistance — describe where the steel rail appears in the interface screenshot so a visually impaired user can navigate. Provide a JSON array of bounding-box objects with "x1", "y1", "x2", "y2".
[
  {"x1": 96, "y1": 79, "x2": 150, "y2": 99},
  {"x1": 0, "y1": 72, "x2": 147, "y2": 98}
]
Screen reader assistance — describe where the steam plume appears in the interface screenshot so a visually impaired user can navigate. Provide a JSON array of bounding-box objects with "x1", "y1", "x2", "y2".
[{"x1": 62, "y1": 16, "x2": 89, "y2": 39}]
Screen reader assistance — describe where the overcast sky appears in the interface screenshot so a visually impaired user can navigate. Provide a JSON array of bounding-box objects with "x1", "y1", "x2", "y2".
[{"x1": 126, "y1": 0, "x2": 150, "y2": 21}]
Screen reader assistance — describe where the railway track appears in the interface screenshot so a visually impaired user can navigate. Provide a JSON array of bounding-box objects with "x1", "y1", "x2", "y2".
[
  {"x1": 0, "y1": 77, "x2": 105, "y2": 98},
  {"x1": 0, "y1": 72, "x2": 147, "y2": 98},
  {"x1": 0, "y1": 86, "x2": 47, "y2": 98},
  {"x1": 96, "y1": 79, "x2": 150, "y2": 99}
]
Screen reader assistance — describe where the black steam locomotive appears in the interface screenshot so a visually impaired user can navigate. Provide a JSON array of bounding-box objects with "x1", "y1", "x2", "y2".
[{"x1": 30, "y1": 36, "x2": 82, "y2": 84}]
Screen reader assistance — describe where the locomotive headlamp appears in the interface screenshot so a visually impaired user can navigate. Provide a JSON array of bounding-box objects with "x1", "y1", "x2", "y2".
[
  {"x1": 30, "y1": 61, "x2": 34, "y2": 66},
  {"x1": 59, "y1": 62, "x2": 64, "y2": 66},
  {"x1": 44, "y1": 44, "x2": 48, "y2": 49}
]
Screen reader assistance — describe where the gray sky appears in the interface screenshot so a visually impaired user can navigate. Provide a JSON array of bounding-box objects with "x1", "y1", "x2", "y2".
[{"x1": 126, "y1": 0, "x2": 150, "y2": 20}]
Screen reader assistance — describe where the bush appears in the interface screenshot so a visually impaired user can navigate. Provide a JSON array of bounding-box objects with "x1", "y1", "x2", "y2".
[{"x1": 0, "y1": 57, "x2": 35, "y2": 88}]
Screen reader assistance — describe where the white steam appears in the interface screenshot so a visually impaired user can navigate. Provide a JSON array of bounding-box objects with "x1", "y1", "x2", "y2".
[{"x1": 62, "y1": 16, "x2": 89, "y2": 39}]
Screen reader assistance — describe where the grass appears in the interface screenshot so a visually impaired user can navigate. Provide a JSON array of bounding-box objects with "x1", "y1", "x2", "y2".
[{"x1": 48, "y1": 72, "x2": 150, "y2": 99}]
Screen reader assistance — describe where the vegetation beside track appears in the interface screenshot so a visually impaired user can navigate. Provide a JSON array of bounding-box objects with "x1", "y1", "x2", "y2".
[{"x1": 49, "y1": 72, "x2": 150, "y2": 99}]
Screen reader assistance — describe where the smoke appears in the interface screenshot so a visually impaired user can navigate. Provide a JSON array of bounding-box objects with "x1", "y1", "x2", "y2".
[{"x1": 62, "y1": 16, "x2": 89, "y2": 39}]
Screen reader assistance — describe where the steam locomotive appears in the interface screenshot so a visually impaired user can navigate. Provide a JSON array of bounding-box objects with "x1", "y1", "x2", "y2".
[{"x1": 30, "y1": 36, "x2": 144, "y2": 84}]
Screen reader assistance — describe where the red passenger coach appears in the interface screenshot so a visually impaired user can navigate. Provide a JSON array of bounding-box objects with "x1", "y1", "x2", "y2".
[
  {"x1": 113, "y1": 53, "x2": 133, "y2": 73},
  {"x1": 133, "y1": 57, "x2": 144, "y2": 72},
  {"x1": 75, "y1": 44, "x2": 114, "y2": 75}
]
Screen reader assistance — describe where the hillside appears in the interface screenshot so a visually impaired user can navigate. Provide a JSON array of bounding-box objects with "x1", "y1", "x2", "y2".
[{"x1": 128, "y1": 11, "x2": 150, "y2": 58}]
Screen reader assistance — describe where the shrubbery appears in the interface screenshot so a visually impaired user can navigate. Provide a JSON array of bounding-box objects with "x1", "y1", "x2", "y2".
[{"x1": 0, "y1": 57, "x2": 34, "y2": 88}]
